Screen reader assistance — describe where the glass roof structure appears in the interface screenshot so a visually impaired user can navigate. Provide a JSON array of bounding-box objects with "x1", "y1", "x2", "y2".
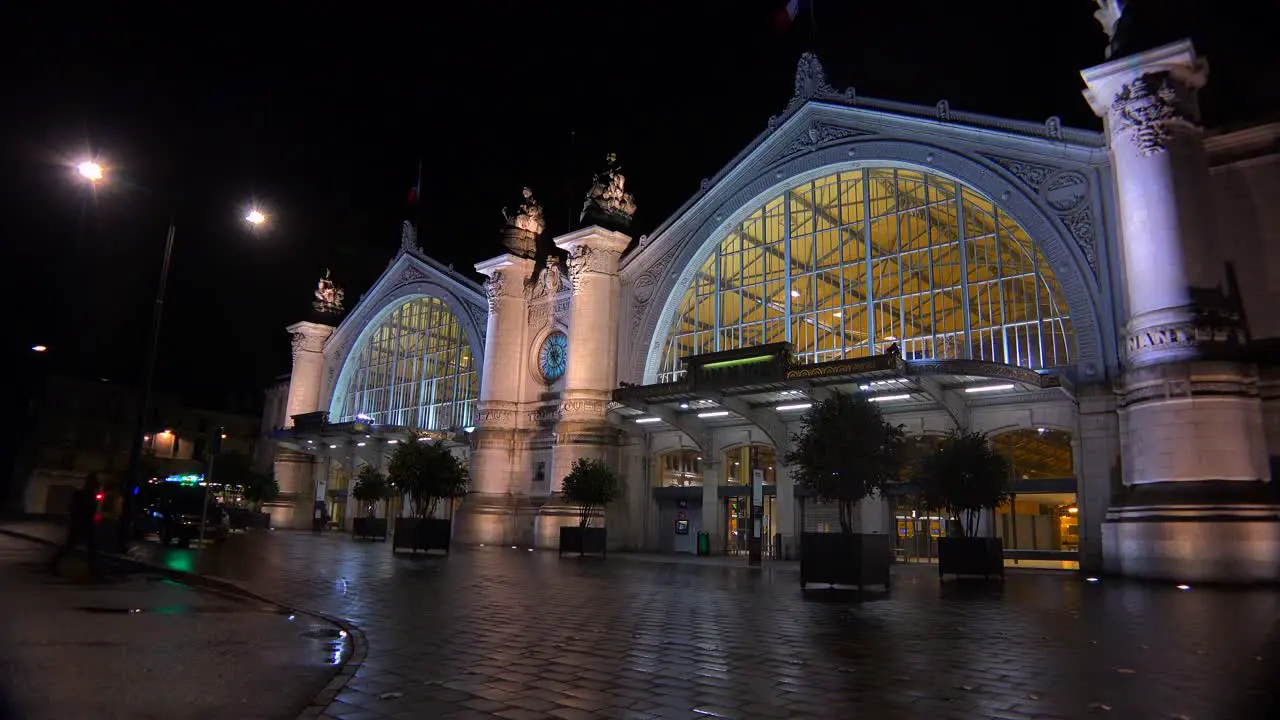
[
  {"x1": 332, "y1": 297, "x2": 478, "y2": 431},
  {"x1": 657, "y1": 167, "x2": 1073, "y2": 382}
]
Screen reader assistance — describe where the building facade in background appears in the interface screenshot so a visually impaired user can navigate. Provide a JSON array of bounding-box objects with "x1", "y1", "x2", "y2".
[
  {"x1": 17, "y1": 374, "x2": 259, "y2": 515},
  {"x1": 271, "y1": 27, "x2": 1280, "y2": 580}
]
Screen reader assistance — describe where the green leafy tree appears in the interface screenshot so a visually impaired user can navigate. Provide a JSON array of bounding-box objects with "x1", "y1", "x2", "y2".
[
  {"x1": 560, "y1": 458, "x2": 622, "y2": 528},
  {"x1": 350, "y1": 464, "x2": 389, "y2": 518},
  {"x1": 785, "y1": 391, "x2": 906, "y2": 535},
  {"x1": 913, "y1": 429, "x2": 1012, "y2": 537},
  {"x1": 388, "y1": 440, "x2": 469, "y2": 519}
]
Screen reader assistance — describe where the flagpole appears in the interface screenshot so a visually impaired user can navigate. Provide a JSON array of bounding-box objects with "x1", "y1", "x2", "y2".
[{"x1": 809, "y1": 0, "x2": 817, "y2": 45}]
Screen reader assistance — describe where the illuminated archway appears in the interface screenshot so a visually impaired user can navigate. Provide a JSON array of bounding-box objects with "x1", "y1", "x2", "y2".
[
  {"x1": 651, "y1": 165, "x2": 1076, "y2": 382},
  {"x1": 329, "y1": 296, "x2": 478, "y2": 431}
]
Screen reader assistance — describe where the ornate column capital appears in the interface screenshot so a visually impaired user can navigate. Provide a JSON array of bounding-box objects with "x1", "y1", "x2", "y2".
[
  {"x1": 1082, "y1": 39, "x2": 1208, "y2": 157},
  {"x1": 555, "y1": 226, "x2": 630, "y2": 296},
  {"x1": 286, "y1": 321, "x2": 333, "y2": 362},
  {"x1": 474, "y1": 254, "x2": 535, "y2": 313}
]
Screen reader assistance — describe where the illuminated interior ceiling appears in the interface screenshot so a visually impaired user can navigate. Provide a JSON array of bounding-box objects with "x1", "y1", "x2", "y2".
[
  {"x1": 657, "y1": 167, "x2": 1074, "y2": 382},
  {"x1": 992, "y1": 429, "x2": 1074, "y2": 479},
  {"x1": 333, "y1": 297, "x2": 478, "y2": 431}
]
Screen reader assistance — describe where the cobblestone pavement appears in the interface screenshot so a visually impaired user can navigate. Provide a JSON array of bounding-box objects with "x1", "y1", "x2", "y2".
[
  {"x1": 6, "y1": 522, "x2": 1280, "y2": 719},
  {"x1": 0, "y1": 532, "x2": 346, "y2": 720}
]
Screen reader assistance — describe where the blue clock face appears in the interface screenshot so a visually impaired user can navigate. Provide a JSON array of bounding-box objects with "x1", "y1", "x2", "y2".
[{"x1": 539, "y1": 332, "x2": 568, "y2": 383}]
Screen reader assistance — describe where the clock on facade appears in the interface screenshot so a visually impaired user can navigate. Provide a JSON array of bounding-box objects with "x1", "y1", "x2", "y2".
[{"x1": 538, "y1": 331, "x2": 568, "y2": 383}]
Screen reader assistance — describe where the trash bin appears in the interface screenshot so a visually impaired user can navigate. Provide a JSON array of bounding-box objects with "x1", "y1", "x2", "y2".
[{"x1": 696, "y1": 531, "x2": 710, "y2": 556}]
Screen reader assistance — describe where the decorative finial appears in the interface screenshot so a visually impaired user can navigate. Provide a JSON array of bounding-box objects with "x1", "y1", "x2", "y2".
[
  {"x1": 400, "y1": 220, "x2": 422, "y2": 254},
  {"x1": 579, "y1": 153, "x2": 637, "y2": 231},
  {"x1": 313, "y1": 269, "x2": 345, "y2": 315},
  {"x1": 786, "y1": 52, "x2": 838, "y2": 112}
]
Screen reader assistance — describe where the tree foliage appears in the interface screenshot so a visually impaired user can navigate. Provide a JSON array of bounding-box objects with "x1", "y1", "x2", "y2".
[
  {"x1": 560, "y1": 458, "x2": 621, "y2": 528},
  {"x1": 912, "y1": 429, "x2": 1012, "y2": 537},
  {"x1": 784, "y1": 391, "x2": 906, "y2": 535},
  {"x1": 387, "y1": 440, "x2": 469, "y2": 519},
  {"x1": 350, "y1": 464, "x2": 389, "y2": 518}
]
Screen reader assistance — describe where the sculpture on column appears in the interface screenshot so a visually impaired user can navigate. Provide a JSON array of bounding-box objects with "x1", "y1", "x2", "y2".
[
  {"x1": 500, "y1": 186, "x2": 543, "y2": 258},
  {"x1": 579, "y1": 153, "x2": 637, "y2": 231},
  {"x1": 313, "y1": 269, "x2": 346, "y2": 315}
]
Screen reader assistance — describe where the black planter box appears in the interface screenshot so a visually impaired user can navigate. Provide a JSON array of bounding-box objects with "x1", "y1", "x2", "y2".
[
  {"x1": 352, "y1": 517, "x2": 388, "y2": 541},
  {"x1": 559, "y1": 526, "x2": 607, "y2": 557},
  {"x1": 799, "y1": 532, "x2": 892, "y2": 591},
  {"x1": 392, "y1": 517, "x2": 452, "y2": 554},
  {"x1": 938, "y1": 536, "x2": 1004, "y2": 580}
]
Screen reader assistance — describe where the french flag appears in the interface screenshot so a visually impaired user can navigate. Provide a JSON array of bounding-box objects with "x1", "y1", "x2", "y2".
[{"x1": 774, "y1": 0, "x2": 805, "y2": 30}]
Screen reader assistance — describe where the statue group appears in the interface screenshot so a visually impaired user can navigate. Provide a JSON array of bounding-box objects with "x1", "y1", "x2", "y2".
[
  {"x1": 503, "y1": 186, "x2": 546, "y2": 237},
  {"x1": 580, "y1": 152, "x2": 637, "y2": 231},
  {"x1": 313, "y1": 269, "x2": 345, "y2": 314}
]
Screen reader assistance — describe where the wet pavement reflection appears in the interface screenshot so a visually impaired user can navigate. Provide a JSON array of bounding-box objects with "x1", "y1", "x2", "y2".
[
  {"x1": 127, "y1": 530, "x2": 1280, "y2": 719},
  {"x1": 0, "y1": 534, "x2": 347, "y2": 720}
]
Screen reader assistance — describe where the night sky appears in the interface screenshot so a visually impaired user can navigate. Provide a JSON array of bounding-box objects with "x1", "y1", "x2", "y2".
[{"x1": 3, "y1": 0, "x2": 1274, "y2": 414}]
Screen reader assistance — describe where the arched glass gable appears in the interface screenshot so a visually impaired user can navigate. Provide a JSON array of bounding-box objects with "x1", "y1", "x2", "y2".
[
  {"x1": 332, "y1": 297, "x2": 478, "y2": 431},
  {"x1": 657, "y1": 167, "x2": 1073, "y2": 382}
]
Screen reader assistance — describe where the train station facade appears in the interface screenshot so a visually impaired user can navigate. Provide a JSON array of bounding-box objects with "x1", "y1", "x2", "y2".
[{"x1": 267, "y1": 39, "x2": 1280, "y2": 582}]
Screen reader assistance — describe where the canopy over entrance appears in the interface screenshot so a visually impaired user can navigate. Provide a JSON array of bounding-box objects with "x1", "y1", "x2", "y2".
[{"x1": 615, "y1": 343, "x2": 1071, "y2": 451}]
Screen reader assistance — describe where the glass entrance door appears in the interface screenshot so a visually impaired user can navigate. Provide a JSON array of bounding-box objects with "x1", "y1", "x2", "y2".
[{"x1": 725, "y1": 496, "x2": 776, "y2": 558}]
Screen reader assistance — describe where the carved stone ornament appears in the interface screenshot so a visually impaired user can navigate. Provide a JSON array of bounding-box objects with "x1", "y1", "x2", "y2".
[
  {"x1": 1111, "y1": 71, "x2": 1186, "y2": 156},
  {"x1": 290, "y1": 332, "x2": 307, "y2": 361},
  {"x1": 580, "y1": 153, "x2": 637, "y2": 230},
  {"x1": 483, "y1": 270, "x2": 506, "y2": 313},
  {"x1": 936, "y1": 100, "x2": 951, "y2": 122},
  {"x1": 1094, "y1": 0, "x2": 1124, "y2": 57},
  {"x1": 400, "y1": 220, "x2": 422, "y2": 254},
  {"x1": 568, "y1": 246, "x2": 593, "y2": 296},
  {"x1": 785, "y1": 52, "x2": 838, "y2": 113},
  {"x1": 398, "y1": 264, "x2": 426, "y2": 285},
  {"x1": 502, "y1": 186, "x2": 546, "y2": 237},
  {"x1": 781, "y1": 121, "x2": 866, "y2": 158},
  {"x1": 313, "y1": 269, "x2": 346, "y2": 315}
]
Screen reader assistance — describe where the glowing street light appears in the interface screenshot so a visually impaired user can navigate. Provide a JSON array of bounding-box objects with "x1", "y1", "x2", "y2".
[
  {"x1": 77, "y1": 161, "x2": 104, "y2": 182},
  {"x1": 245, "y1": 209, "x2": 266, "y2": 225},
  {"x1": 31, "y1": 345, "x2": 48, "y2": 353}
]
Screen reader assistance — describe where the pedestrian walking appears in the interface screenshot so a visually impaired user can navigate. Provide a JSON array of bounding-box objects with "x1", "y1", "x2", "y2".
[{"x1": 49, "y1": 474, "x2": 104, "y2": 579}]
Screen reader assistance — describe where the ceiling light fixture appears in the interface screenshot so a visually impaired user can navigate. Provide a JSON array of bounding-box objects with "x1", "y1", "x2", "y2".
[
  {"x1": 776, "y1": 403, "x2": 812, "y2": 412},
  {"x1": 697, "y1": 411, "x2": 730, "y2": 419},
  {"x1": 964, "y1": 383, "x2": 1016, "y2": 393}
]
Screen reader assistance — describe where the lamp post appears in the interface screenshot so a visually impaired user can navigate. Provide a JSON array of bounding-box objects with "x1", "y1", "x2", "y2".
[{"x1": 76, "y1": 159, "x2": 267, "y2": 550}]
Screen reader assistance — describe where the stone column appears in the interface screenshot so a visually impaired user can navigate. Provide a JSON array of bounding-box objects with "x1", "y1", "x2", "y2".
[
  {"x1": 529, "y1": 226, "x2": 631, "y2": 548},
  {"x1": 701, "y1": 458, "x2": 722, "y2": 554},
  {"x1": 774, "y1": 464, "x2": 796, "y2": 560},
  {"x1": 273, "y1": 321, "x2": 334, "y2": 529},
  {"x1": 1084, "y1": 40, "x2": 1280, "y2": 583},
  {"x1": 1076, "y1": 387, "x2": 1120, "y2": 573},
  {"x1": 455, "y1": 253, "x2": 535, "y2": 545},
  {"x1": 550, "y1": 226, "x2": 631, "y2": 484}
]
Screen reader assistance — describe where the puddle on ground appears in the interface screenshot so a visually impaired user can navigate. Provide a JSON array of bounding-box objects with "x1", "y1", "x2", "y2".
[{"x1": 75, "y1": 604, "x2": 258, "y2": 616}]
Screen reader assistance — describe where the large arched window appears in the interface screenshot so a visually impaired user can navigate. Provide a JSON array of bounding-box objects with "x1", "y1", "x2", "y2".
[
  {"x1": 657, "y1": 166, "x2": 1073, "y2": 382},
  {"x1": 332, "y1": 297, "x2": 478, "y2": 431}
]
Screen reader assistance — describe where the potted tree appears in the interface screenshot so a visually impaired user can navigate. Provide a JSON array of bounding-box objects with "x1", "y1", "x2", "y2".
[
  {"x1": 913, "y1": 429, "x2": 1012, "y2": 580},
  {"x1": 350, "y1": 464, "x2": 389, "y2": 541},
  {"x1": 558, "y1": 458, "x2": 621, "y2": 558},
  {"x1": 388, "y1": 440, "x2": 468, "y2": 554},
  {"x1": 786, "y1": 391, "x2": 904, "y2": 591}
]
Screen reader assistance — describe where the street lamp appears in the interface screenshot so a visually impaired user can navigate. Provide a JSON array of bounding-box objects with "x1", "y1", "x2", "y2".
[
  {"x1": 31, "y1": 345, "x2": 48, "y2": 353},
  {"x1": 75, "y1": 162, "x2": 268, "y2": 551},
  {"x1": 77, "y1": 161, "x2": 104, "y2": 182}
]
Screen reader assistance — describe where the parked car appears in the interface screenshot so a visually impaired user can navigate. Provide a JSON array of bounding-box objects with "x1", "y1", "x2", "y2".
[{"x1": 135, "y1": 483, "x2": 229, "y2": 547}]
